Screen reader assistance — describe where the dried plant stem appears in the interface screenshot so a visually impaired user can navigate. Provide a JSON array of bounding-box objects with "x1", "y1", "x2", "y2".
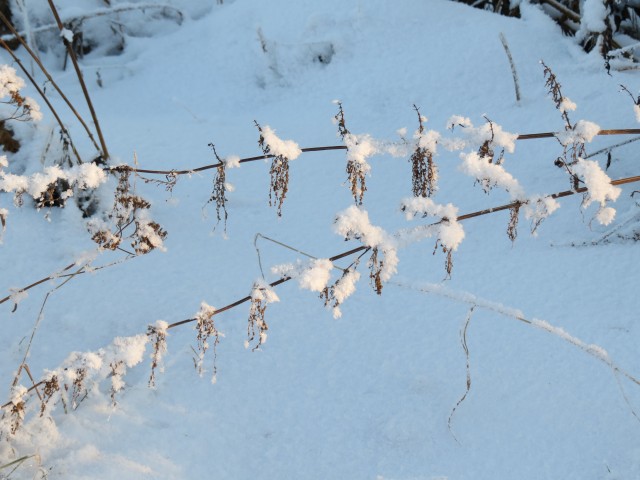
[
  {"x1": 0, "y1": 10, "x2": 101, "y2": 157},
  {"x1": 448, "y1": 306, "x2": 475, "y2": 444},
  {"x1": 0, "y1": 256, "x2": 134, "y2": 306},
  {"x1": 110, "y1": 130, "x2": 640, "y2": 178},
  {"x1": 499, "y1": 32, "x2": 520, "y2": 103},
  {"x1": 47, "y1": 0, "x2": 109, "y2": 160}
]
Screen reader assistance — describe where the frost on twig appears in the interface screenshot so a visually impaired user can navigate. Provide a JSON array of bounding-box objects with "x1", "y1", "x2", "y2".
[
  {"x1": 409, "y1": 105, "x2": 440, "y2": 198},
  {"x1": 246, "y1": 280, "x2": 279, "y2": 351},
  {"x1": 192, "y1": 302, "x2": 223, "y2": 383},
  {"x1": 255, "y1": 121, "x2": 301, "y2": 216},
  {"x1": 334, "y1": 205, "x2": 398, "y2": 294}
]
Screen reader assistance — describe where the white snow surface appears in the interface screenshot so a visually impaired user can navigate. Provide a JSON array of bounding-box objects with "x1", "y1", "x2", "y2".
[{"x1": 2, "y1": 1, "x2": 640, "y2": 479}]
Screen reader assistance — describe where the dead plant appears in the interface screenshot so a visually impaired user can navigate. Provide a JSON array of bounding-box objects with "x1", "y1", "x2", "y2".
[
  {"x1": 255, "y1": 121, "x2": 290, "y2": 216},
  {"x1": 410, "y1": 105, "x2": 438, "y2": 198},
  {"x1": 147, "y1": 322, "x2": 168, "y2": 388},
  {"x1": 206, "y1": 144, "x2": 229, "y2": 231}
]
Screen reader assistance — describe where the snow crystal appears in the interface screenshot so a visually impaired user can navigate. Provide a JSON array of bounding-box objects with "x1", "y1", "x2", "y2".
[
  {"x1": 634, "y1": 104, "x2": 640, "y2": 123},
  {"x1": 0, "y1": 156, "x2": 7, "y2": 168},
  {"x1": 9, "y1": 385, "x2": 27, "y2": 406},
  {"x1": 260, "y1": 125, "x2": 302, "y2": 160},
  {"x1": 396, "y1": 127, "x2": 407, "y2": 138}
]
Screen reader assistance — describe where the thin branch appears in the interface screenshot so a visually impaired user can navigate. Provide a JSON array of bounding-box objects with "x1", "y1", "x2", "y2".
[
  {"x1": 0, "y1": 10, "x2": 101, "y2": 157},
  {"x1": 109, "y1": 130, "x2": 640, "y2": 177},
  {"x1": 0, "y1": 36, "x2": 83, "y2": 164},
  {"x1": 499, "y1": 32, "x2": 520, "y2": 103},
  {"x1": 47, "y1": 0, "x2": 109, "y2": 160}
]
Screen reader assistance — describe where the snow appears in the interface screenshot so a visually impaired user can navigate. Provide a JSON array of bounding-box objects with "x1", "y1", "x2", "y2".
[
  {"x1": 258, "y1": 125, "x2": 302, "y2": 160},
  {"x1": 2, "y1": 0, "x2": 640, "y2": 478}
]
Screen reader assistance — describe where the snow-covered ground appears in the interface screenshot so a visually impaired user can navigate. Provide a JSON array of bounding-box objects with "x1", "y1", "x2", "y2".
[{"x1": 2, "y1": 1, "x2": 640, "y2": 478}]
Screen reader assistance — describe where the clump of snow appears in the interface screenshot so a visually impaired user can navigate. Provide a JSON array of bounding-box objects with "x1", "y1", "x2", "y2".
[
  {"x1": 558, "y1": 97, "x2": 577, "y2": 113},
  {"x1": 400, "y1": 197, "x2": 465, "y2": 251},
  {"x1": 442, "y1": 116, "x2": 518, "y2": 153},
  {"x1": 250, "y1": 278, "x2": 280, "y2": 304},
  {"x1": 9, "y1": 287, "x2": 28, "y2": 308},
  {"x1": 273, "y1": 258, "x2": 334, "y2": 292},
  {"x1": 260, "y1": 125, "x2": 302, "y2": 160},
  {"x1": 344, "y1": 133, "x2": 379, "y2": 171},
  {"x1": 23, "y1": 97, "x2": 42, "y2": 122},
  {"x1": 458, "y1": 151, "x2": 526, "y2": 200},
  {"x1": 223, "y1": 155, "x2": 241, "y2": 169},
  {"x1": 580, "y1": 0, "x2": 608, "y2": 33},
  {"x1": 523, "y1": 195, "x2": 561, "y2": 233},
  {"x1": 334, "y1": 205, "x2": 399, "y2": 282},
  {"x1": 447, "y1": 115, "x2": 472, "y2": 130},
  {"x1": 330, "y1": 269, "x2": 361, "y2": 319},
  {"x1": 0, "y1": 65, "x2": 25, "y2": 98},
  {"x1": 573, "y1": 158, "x2": 621, "y2": 225},
  {"x1": 60, "y1": 28, "x2": 74, "y2": 43},
  {"x1": 556, "y1": 120, "x2": 601, "y2": 146}
]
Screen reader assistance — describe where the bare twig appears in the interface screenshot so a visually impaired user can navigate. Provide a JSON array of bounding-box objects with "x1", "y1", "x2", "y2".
[
  {"x1": 499, "y1": 32, "x2": 521, "y2": 103},
  {"x1": 0, "y1": 10, "x2": 101, "y2": 158},
  {"x1": 448, "y1": 306, "x2": 475, "y2": 444},
  {"x1": 47, "y1": 0, "x2": 109, "y2": 160}
]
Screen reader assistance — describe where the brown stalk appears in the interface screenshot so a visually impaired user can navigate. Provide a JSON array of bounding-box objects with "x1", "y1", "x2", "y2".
[
  {"x1": 47, "y1": 0, "x2": 109, "y2": 160},
  {"x1": 109, "y1": 130, "x2": 640, "y2": 178}
]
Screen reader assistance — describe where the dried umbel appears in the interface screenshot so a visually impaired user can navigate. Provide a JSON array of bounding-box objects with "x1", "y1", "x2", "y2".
[
  {"x1": 433, "y1": 239, "x2": 454, "y2": 279},
  {"x1": 40, "y1": 375, "x2": 60, "y2": 417},
  {"x1": 255, "y1": 121, "x2": 290, "y2": 217},
  {"x1": 542, "y1": 61, "x2": 585, "y2": 185},
  {"x1": 193, "y1": 302, "x2": 221, "y2": 382},
  {"x1": 92, "y1": 168, "x2": 167, "y2": 255},
  {"x1": 109, "y1": 361, "x2": 126, "y2": 405},
  {"x1": 507, "y1": 203, "x2": 521, "y2": 242},
  {"x1": 70, "y1": 367, "x2": 87, "y2": 410},
  {"x1": 335, "y1": 102, "x2": 368, "y2": 205},
  {"x1": 8, "y1": 400, "x2": 25, "y2": 435},
  {"x1": 206, "y1": 144, "x2": 228, "y2": 231},
  {"x1": 410, "y1": 106, "x2": 438, "y2": 198},
  {"x1": 246, "y1": 282, "x2": 276, "y2": 351},
  {"x1": 368, "y1": 247, "x2": 385, "y2": 295},
  {"x1": 147, "y1": 321, "x2": 168, "y2": 388}
]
